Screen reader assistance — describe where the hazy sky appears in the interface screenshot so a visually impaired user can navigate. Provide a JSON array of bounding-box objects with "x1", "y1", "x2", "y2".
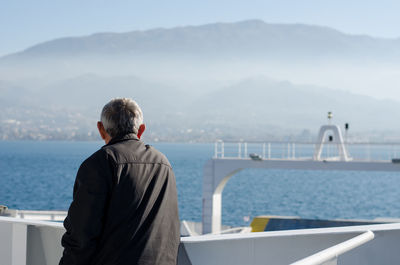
[{"x1": 1, "y1": 0, "x2": 400, "y2": 56}]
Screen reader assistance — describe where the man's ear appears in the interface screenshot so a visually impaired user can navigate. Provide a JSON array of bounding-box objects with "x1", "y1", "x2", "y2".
[
  {"x1": 137, "y1": 124, "x2": 146, "y2": 139},
  {"x1": 97, "y1": 121, "x2": 107, "y2": 140}
]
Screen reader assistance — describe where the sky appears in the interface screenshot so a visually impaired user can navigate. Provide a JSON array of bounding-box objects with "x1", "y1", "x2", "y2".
[{"x1": 1, "y1": 0, "x2": 400, "y2": 57}]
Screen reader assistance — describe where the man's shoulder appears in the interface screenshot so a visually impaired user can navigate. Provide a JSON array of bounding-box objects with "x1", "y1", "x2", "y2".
[
  {"x1": 101, "y1": 140, "x2": 172, "y2": 168},
  {"x1": 143, "y1": 144, "x2": 172, "y2": 168},
  {"x1": 80, "y1": 148, "x2": 110, "y2": 169}
]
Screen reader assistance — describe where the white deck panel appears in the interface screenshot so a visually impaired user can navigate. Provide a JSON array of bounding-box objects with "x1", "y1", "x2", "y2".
[{"x1": 2, "y1": 216, "x2": 400, "y2": 265}]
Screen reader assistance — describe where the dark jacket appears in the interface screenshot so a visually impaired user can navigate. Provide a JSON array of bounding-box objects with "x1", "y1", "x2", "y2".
[{"x1": 60, "y1": 134, "x2": 180, "y2": 265}]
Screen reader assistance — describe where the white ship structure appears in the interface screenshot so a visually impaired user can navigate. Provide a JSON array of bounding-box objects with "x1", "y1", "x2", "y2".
[{"x1": 2, "y1": 120, "x2": 400, "y2": 265}]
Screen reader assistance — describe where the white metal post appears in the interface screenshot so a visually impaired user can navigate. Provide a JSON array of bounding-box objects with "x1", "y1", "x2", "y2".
[
  {"x1": 262, "y1": 143, "x2": 266, "y2": 159},
  {"x1": 268, "y1": 143, "x2": 271, "y2": 159},
  {"x1": 292, "y1": 143, "x2": 296, "y2": 159}
]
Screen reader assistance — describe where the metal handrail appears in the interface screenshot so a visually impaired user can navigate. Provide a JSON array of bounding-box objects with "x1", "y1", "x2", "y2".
[
  {"x1": 214, "y1": 140, "x2": 400, "y2": 145},
  {"x1": 213, "y1": 140, "x2": 400, "y2": 162},
  {"x1": 290, "y1": 230, "x2": 374, "y2": 265}
]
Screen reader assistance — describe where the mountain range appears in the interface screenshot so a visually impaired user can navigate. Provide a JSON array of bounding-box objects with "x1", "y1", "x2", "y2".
[
  {"x1": 3, "y1": 19, "x2": 400, "y2": 61},
  {"x1": 1, "y1": 20, "x2": 400, "y2": 141}
]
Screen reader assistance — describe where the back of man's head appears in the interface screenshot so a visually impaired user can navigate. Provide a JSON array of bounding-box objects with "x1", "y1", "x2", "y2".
[{"x1": 100, "y1": 98, "x2": 143, "y2": 138}]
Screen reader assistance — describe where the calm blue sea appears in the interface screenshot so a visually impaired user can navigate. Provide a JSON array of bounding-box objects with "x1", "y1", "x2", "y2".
[{"x1": 1, "y1": 141, "x2": 400, "y2": 227}]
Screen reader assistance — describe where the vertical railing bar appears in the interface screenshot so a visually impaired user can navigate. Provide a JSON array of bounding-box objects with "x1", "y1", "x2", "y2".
[
  {"x1": 268, "y1": 143, "x2": 271, "y2": 159},
  {"x1": 262, "y1": 143, "x2": 266, "y2": 159},
  {"x1": 292, "y1": 143, "x2": 296, "y2": 159}
]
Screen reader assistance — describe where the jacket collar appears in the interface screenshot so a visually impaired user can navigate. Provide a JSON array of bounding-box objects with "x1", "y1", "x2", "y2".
[{"x1": 106, "y1": 133, "x2": 139, "y2": 146}]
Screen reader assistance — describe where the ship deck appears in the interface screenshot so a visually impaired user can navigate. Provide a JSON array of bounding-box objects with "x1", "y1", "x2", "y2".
[{"x1": 2, "y1": 215, "x2": 400, "y2": 265}]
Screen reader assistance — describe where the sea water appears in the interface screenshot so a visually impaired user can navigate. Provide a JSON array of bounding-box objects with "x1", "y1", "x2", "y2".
[{"x1": 1, "y1": 141, "x2": 400, "y2": 227}]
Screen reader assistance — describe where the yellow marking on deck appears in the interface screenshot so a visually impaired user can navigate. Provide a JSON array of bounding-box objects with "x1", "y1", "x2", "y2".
[{"x1": 250, "y1": 216, "x2": 270, "y2": 232}]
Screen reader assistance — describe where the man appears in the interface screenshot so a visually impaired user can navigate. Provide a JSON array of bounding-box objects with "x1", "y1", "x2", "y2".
[{"x1": 60, "y1": 98, "x2": 180, "y2": 265}]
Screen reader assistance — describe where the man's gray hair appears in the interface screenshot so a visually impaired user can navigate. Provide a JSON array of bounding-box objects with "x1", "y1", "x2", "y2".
[{"x1": 100, "y1": 98, "x2": 144, "y2": 138}]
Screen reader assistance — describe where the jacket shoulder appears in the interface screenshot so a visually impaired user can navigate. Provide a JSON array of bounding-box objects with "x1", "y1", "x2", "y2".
[
  {"x1": 81, "y1": 148, "x2": 110, "y2": 168},
  {"x1": 145, "y1": 144, "x2": 172, "y2": 167},
  {"x1": 101, "y1": 140, "x2": 172, "y2": 168}
]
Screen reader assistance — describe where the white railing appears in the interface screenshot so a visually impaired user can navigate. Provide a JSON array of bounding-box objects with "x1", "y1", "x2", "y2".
[
  {"x1": 290, "y1": 231, "x2": 375, "y2": 265},
  {"x1": 214, "y1": 141, "x2": 400, "y2": 162},
  {"x1": 2, "y1": 216, "x2": 400, "y2": 265},
  {"x1": 1, "y1": 208, "x2": 67, "y2": 222},
  {"x1": 16, "y1": 210, "x2": 67, "y2": 221},
  {"x1": 0, "y1": 216, "x2": 65, "y2": 265}
]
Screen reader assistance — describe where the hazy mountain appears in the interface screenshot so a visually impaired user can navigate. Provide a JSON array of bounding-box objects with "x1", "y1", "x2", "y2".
[
  {"x1": 1, "y1": 20, "x2": 399, "y2": 101},
  {"x1": 1, "y1": 20, "x2": 400, "y2": 141},
  {"x1": 3, "y1": 20, "x2": 400, "y2": 61},
  {"x1": 1, "y1": 73, "x2": 187, "y2": 119},
  {"x1": 190, "y1": 78, "x2": 400, "y2": 133},
  {"x1": 2, "y1": 74, "x2": 400, "y2": 141}
]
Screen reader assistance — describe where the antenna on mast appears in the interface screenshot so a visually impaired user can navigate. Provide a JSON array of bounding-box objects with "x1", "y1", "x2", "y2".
[{"x1": 327, "y1": 111, "x2": 333, "y2": 125}]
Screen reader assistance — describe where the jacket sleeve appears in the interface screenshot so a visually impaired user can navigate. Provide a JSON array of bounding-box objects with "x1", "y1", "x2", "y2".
[{"x1": 59, "y1": 150, "x2": 113, "y2": 265}]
